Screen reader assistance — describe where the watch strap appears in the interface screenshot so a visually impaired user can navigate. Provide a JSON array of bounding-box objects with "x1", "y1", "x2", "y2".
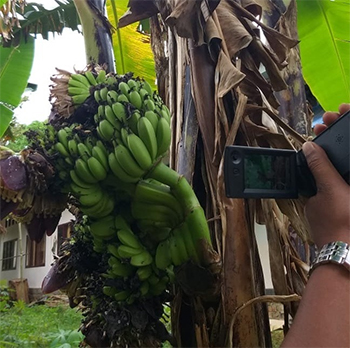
[{"x1": 310, "y1": 241, "x2": 350, "y2": 275}]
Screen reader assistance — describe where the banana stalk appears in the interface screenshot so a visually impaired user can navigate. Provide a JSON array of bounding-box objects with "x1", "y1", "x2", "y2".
[
  {"x1": 147, "y1": 161, "x2": 213, "y2": 250},
  {"x1": 73, "y1": 0, "x2": 115, "y2": 72}
]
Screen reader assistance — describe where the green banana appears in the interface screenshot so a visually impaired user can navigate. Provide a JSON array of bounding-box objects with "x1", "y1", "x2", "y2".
[
  {"x1": 179, "y1": 221, "x2": 200, "y2": 264},
  {"x1": 137, "y1": 116, "x2": 158, "y2": 160},
  {"x1": 70, "y1": 169, "x2": 94, "y2": 188},
  {"x1": 96, "y1": 69, "x2": 106, "y2": 84},
  {"x1": 117, "y1": 229, "x2": 143, "y2": 250},
  {"x1": 134, "y1": 179, "x2": 184, "y2": 220},
  {"x1": 90, "y1": 215, "x2": 116, "y2": 239},
  {"x1": 144, "y1": 110, "x2": 159, "y2": 131},
  {"x1": 109, "y1": 257, "x2": 134, "y2": 277},
  {"x1": 168, "y1": 233, "x2": 182, "y2": 266},
  {"x1": 99, "y1": 86, "x2": 109, "y2": 101},
  {"x1": 74, "y1": 158, "x2": 99, "y2": 184},
  {"x1": 94, "y1": 89, "x2": 102, "y2": 104},
  {"x1": 144, "y1": 99, "x2": 155, "y2": 112},
  {"x1": 136, "y1": 265, "x2": 153, "y2": 281},
  {"x1": 68, "y1": 77, "x2": 90, "y2": 90},
  {"x1": 104, "y1": 104, "x2": 120, "y2": 129},
  {"x1": 70, "y1": 182, "x2": 100, "y2": 196},
  {"x1": 114, "y1": 290, "x2": 130, "y2": 302},
  {"x1": 103, "y1": 286, "x2": 118, "y2": 297},
  {"x1": 114, "y1": 215, "x2": 131, "y2": 231},
  {"x1": 118, "y1": 245, "x2": 143, "y2": 258},
  {"x1": 77, "y1": 142, "x2": 91, "y2": 160},
  {"x1": 108, "y1": 152, "x2": 140, "y2": 183},
  {"x1": 72, "y1": 94, "x2": 90, "y2": 105},
  {"x1": 57, "y1": 129, "x2": 69, "y2": 149},
  {"x1": 112, "y1": 102, "x2": 127, "y2": 123},
  {"x1": 87, "y1": 156, "x2": 107, "y2": 181},
  {"x1": 106, "y1": 90, "x2": 119, "y2": 105},
  {"x1": 107, "y1": 244, "x2": 121, "y2": 259},
  {"x1": 173, "y1": 227, "x2": 190, "y2": 264},
  {"x1": 79, "y1": 188, "x2": 104, "y2": 207},
  {"x1": 68, "y1": 86, "x2": 89, "y2": 96},
  {"x1": 118, "y1": 94, "x2": 129, "y2": 103},
  {"x1": 142, "y1": 79, "x2": 153, "y2": 96},
  {"x1": 55, "y1": 142, "x2": 71, "y2": 158},
  {"x1": 156, "y1": 116, "x2": 171, "y2": 157},
  {"x1": 70, "y1": 73, "x2": 91, "y2": 88},
  {"x1": 155, "y1": 239, "x2": 172, "y2": 270},
  {"x1": 131, "y1": 201, "x2": 180, "y2": 227},
  {"x1": 91, "y1": 146, "x2": 109, "y2": 172},
  {"x1": 118, "y1": 81, "x2": 129, "y2": 96},
  {"x1": 84, "y1": 71, "x2": 97, "y2": 86},
  {"x1": 80, "y1": 195, "x2": 114, "y2": 218},
  {"x1": 98, "y1": 119, "x2": 115, "y2": 141},
  {"x1": 127, "y1": 79, "x2": 138, "y2": 89},
  {"x1": 149, "y1": 276, "x2": 168, "y2": 296},
  {"x1": 139, "y1": 281, "x2": 150, "y2": 296},
  {"x1": 130, "y1": 250, "x2": 153, "y2": 267},
  {"x1": 114, "y1": 144, "x2": 144, "y2": 178},
  {"x1": 126, "y1": 133, "x2": 153, "y2": 170},
  {"x1": 129, "y1": 89, "x2": 142, "y2": 109},
  {"x1": 127, "y1": 110, "x2": 141, "y2": 135},
  {"x1": 139, "y1": 88, "x2": 149, "y2": 101},
  {"x1": 67, "y1": 139, "x2": 78, "y2": 156}
]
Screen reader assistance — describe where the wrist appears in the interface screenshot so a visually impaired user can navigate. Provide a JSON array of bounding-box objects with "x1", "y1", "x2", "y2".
[{"x1": 314, "y1": 230, "x2": 350, "y2": 249}]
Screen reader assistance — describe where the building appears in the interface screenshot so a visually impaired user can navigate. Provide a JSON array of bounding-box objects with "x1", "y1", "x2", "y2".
[{"x1": 0, "y1": 210, "x2": 74, "y2": 301}]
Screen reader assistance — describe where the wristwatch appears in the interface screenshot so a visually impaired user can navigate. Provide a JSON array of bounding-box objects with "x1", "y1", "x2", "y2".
[{"x1": 309, "y1": 241, "x2": 350, "y2": 275}]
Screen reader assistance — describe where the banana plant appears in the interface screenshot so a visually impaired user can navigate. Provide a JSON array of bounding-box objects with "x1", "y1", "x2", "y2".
[
  {"x1": 296, "y1": 0, "x2": 350, "y2": 111},
  {"x1": 0, "y1": 0, "x2": 79, "y2": 137}
]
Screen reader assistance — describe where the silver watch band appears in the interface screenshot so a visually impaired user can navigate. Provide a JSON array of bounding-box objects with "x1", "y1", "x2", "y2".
[{"x1": 310, "y1": 241, "x2": 350, "y2": 275}]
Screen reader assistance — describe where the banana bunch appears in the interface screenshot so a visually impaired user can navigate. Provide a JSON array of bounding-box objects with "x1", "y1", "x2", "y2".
[{"x1": 90, "y1": 75, "x2": 172, "y2": 186}]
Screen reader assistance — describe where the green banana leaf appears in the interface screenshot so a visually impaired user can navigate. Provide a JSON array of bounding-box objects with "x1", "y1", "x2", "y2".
[
  {"x1": 0, "y1": 0, "x2": 7, "y2": 8},
  {"x1": 106, "y1": 0, "x2": 156, "y2": 87},
  {"x1": 297, "y1": 0, "x2": 350, "y2": 111},
  {"x1": 0, "y1": 36, "x2": 34, "y2": 137}
]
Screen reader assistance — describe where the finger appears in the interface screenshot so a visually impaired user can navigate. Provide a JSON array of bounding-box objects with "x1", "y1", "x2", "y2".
[
  {"x1": 338, "y1": 103, "x2": 350, "y2": 115},
  {"x1": 302, "y1": 142, "x2": 345, "y2": 191},
  {"x1": 323, "y1": 111, "x2": 340, "y2": 126},
  {"x1": 313, "y1": 123, "x2": 327, "y2": 136}
]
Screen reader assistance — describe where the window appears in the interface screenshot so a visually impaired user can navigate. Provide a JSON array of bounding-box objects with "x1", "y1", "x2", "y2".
[
  {"x1": 26, "y1": 236, "x2": 46, "y2": 268},
  {"x1": 57, "y1": 223, "x2": 72, "y2": 255},
  {"x1": 2, "y1": 239, "x2": 17, "y2": 271}
]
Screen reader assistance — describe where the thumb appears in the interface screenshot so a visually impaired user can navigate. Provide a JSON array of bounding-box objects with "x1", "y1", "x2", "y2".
[{"x1": 302, "y1": 142, "x2": 343, "y2": 190}]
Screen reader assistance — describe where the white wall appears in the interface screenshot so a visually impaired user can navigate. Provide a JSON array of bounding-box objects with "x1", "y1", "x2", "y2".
[{"x1": 0, "y1": 210, "x2": 74, "y2": 289}]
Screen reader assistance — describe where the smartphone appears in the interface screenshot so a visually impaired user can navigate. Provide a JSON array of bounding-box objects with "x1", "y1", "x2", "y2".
[{"x1": 224, "y1": 110, "x2": 350, "y2": 199}]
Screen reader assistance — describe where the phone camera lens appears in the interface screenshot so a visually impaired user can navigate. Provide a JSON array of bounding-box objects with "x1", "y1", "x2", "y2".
[{"x1": 231, "y1": 151, "x2": 241, "y2": 164}]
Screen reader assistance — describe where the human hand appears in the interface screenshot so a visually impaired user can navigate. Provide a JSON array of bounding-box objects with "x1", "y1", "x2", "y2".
[
  {"x1": 303, "y1": 104, "x2": 350, "y2": 248},
  {"x1": 313, "y1": 103, "x2": 350, "y2": 135}
]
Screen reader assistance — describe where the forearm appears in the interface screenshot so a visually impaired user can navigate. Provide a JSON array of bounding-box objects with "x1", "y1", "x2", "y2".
[{"x1": 281, "y1": 264, "x2": 350, "y2": 348}]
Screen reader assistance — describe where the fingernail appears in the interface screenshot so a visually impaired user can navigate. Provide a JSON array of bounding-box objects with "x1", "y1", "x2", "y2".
[{"x1": 302, "y1": 142, "x2": 316, "y2": 157}]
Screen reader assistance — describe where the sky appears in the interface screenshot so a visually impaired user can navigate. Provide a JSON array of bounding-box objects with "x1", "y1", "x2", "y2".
[{"x1": 14, "y1": 28, "x2": 86, "y2": 125}]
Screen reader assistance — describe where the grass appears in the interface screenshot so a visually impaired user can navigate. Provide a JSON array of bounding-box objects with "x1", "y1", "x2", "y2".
[
  {"x1": 0, "y1": 301, "x2": 83, "y2": 348},
  {"x1": 0, "y1": 298, "x2": 285, "y2": 348}
]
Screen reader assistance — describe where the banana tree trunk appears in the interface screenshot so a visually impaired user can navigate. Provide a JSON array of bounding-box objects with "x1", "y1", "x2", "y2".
[
  {"x1": 103, "y1": 0, "x2": 311, "y2": 346},
  {"x1": 73, "y1": 0, "x2": 115, "y2": 72}
]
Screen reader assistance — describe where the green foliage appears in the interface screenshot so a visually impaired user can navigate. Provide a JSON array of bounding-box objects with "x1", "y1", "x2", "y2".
[
  {"x1": 0, "y1": 119, "x2": 47, "y2": 152},
  {"x1": 0, "y1": 36, "x2": 35, "y2": 137},
  {"x1": 0, "y1": 303, "x2": 83, "y2": 348},
  {"x1": 297, "y1": 0, "x2": 350, "y2": 111},
  {"x1": 106, "y1": 0, "x2": 156, "y2": 88}
]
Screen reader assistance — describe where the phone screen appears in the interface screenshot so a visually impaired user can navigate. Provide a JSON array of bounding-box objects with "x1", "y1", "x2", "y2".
[{"x1": 244, "y1": 154, "x2": 292, "y2": 190}]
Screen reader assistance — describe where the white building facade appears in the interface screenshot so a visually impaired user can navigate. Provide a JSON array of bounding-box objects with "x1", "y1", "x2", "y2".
[{"x1": 0, "y1": 210, "x2": 74, "y2": 299}]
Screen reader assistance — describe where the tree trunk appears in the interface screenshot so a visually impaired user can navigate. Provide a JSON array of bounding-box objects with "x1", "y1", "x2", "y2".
[{"x1": 118, "y1": 0, "x2": 311, "y2": 346}]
